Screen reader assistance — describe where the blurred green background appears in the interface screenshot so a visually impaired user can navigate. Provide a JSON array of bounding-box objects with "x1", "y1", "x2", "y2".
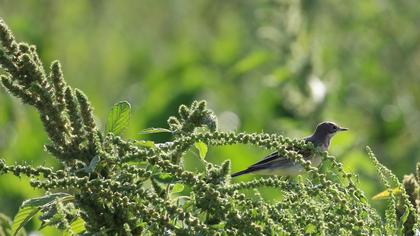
[{"x1": 0, "y1": 0, "x2": 419, "y2": 234}]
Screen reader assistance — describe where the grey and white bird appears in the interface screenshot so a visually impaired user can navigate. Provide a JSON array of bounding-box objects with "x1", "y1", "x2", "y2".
[{"x1": 231, "y1": 121, "x2": 347, "y2": 177}]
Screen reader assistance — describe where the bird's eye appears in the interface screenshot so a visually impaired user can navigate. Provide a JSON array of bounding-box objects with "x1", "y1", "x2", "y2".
[{"x1": 332, "y1": 126, "x2": 337, "y2": 131}]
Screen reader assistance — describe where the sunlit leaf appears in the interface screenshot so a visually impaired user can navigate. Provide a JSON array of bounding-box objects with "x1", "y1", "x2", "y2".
[
  {"x1": 372, "y1": 187, "x2": 402, "y2": 200},
  {"x1": 63, "y1": 217, "x2": 86, "y2": 235},
  {"x1": 210, "y1": 222, "x2": 226, "y2": 230},
  {"x1": 305, "y1": 224, "x2": 316, "y2": 234},
  {"x1": 194, "y1": 141, "x2": 208, "y2": 160},
  {"x1": 139, "y1": 128, "x2": 172, "y2": 134},
  {"x1": 153, "y1": 173, "x2": 175, "y2": 183},
  {"x1": 12, "y1": 193, "x2": 71, "y2": 236},
  {"x1": 11, "y1": 208, "x2": 37, "y2": 236},
  {"x1": 171, "y1": 183, "x2": 184, "y2": 194},
  {"x1": 106, "y1": 101, "x2": 131, "y2": 135}
]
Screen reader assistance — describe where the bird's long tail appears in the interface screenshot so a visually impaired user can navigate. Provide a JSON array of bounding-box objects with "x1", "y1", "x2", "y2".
[{"x1": 231, "y1": 168, "x2": 254, "y2": 177}]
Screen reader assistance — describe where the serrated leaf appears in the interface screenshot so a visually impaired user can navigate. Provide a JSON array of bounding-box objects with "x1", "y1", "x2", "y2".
[
  {"x1": 139, "y1": 127, "x2": 172, "y2": 134},
  {"x1": 12, "y1": 193, "x2": 71, "y2": 236},
  {"x1": 20, "y1": 193, "x2": 71, "y2": 209},
  {"x1": 171, "y1": 183, "x2": 184, "y2": 194},
  {"x1": 71, "y1": 217, "x2": 86, "y2": 233},
  {"x1": 106, "y1": 101, "x2": 131, "y2": 135},
  {"x1": 63, "y1": 217, "x2": 86, "y2": 235},
  {"x1": 194, "y1": 141, "x2": 208, "y2": 160},
  {"x1": 372, "y1": 187, "x2": 402, "y2": 200},
  {"x1": 135, "y1": 140, "x2": 156, "y2": 148},
  {"x1": 0, "y1": 213, "x2": 26, "y2": 236},
  {"x1": 11, "y1": 208, "x2": 38, "y2": 236}
]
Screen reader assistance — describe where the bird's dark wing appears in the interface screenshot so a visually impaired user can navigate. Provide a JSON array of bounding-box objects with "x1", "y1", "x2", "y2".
[
  {"x1": 230, "y1": 139, "x2": 315, "y2": 177},
  {"x1": 230, "y1": 154, "x2": 295, "y2": 177},
  {"x1": 248, "y1": 151, "x2": 281, "y2": 167},
  {"x1": 248, "y1": 139, "x2": 313, "y2": 167}
]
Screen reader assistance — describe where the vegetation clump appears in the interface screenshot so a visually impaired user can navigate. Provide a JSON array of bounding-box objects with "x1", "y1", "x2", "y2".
[{"x1": 0, "y1": 18, "x2": 418, "y2": 235}]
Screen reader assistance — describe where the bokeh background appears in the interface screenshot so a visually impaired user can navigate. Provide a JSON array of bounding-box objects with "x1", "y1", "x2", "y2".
[{"x1": 0, "y1": 0, "x2": 419, "y2": 234}]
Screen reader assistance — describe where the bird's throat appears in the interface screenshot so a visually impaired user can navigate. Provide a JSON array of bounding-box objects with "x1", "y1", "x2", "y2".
[{"x1": 322, "y1": 134, "x2": 333, "y2": 150}]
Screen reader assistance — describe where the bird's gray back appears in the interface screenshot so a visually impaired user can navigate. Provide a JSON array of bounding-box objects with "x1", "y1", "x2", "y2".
[{"x1": 304, "y1": 134, "x2": 329, "y2": 151}]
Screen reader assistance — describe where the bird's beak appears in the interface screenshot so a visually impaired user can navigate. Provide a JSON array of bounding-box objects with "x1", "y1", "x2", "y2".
[{"x1": 338, "y1": 127, "x2": 348, "y2": 131}]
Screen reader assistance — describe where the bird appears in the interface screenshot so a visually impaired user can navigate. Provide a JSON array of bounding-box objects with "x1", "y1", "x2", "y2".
[{"x1": 231, "y1": 121, "x2": 348, "y2": 177}]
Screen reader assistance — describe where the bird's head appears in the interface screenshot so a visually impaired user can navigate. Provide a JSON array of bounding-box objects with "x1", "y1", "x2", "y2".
[{"x1": 313, "y1": 121, "x2": 348, "y2": 139}]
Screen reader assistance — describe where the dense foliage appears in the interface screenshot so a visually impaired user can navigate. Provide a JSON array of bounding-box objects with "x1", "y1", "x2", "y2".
[
  {"x1": 0, "y1": 18, "x2": 419, "y2": 235},
  {"x1": 0, "y1": 1, "x2": 419, "y2": 215}
]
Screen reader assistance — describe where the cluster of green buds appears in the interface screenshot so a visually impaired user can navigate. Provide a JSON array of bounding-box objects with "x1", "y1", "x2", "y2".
[{"x1": 0, "y1": 18, "x2": 418, "y2": 236}]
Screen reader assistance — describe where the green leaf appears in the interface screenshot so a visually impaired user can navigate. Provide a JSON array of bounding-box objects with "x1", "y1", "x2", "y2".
[
  {"x1": 305, "y1": 223, "x2": 317, "y2": 234},
  {"x1": 12, "y1": 193, "x2": 71, "y2": 236},
  {"x1": 0, "y1": 212, "x2": 24, "y2": 236},
  {"x1": 139, "y1": 127, "x2": 172, "y2": 134},
  {"x1": 86, "y1": 156, "x2": 101, "y2": 173},
  {"x1": 11, "y1": 208, "x2": 37, "y2": 236},
  {"x1": 106, "y1": 101, "x2": 131, "y2": 135},
  {"x1": 19, "y1": 193, "x2": 71, "y2": 209},
  {"x1": 135, "y1": 140, "x2": 156, "y2": 148},
  {"x1": 153, "y1": 173, "x2": 175, "y2": 183},
  {"x1": 399, "y1": 205, "x2": 410, "y2": 225},
  {"x1": 63, "y1": 217, "x2": 86, "y2": 235},
  {"x1": 77, "y1": 156, "x2": 101, "y2": 174},
  {"x1": 372, "y1": 187, "x2": 402, "y2": 200},
  {"x1": 182, "y1": 200, "x2": 194, "y2": 211},
  {"x1": 194, "y1": 141, "x2": 208, "y2": 160},
  {"x1": 210, "y1": 222, "x2": 226, "y2": 230},
  {"x1": 171, "y1": 183, "x2": 184, "y2": 194}
]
